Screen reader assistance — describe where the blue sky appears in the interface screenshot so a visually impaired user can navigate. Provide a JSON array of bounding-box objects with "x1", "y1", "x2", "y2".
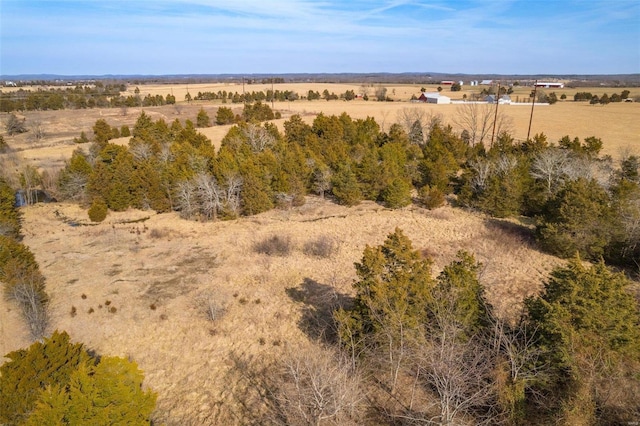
[{"x1": 1, "y1": 0, "x2": 639, "y2": 76}]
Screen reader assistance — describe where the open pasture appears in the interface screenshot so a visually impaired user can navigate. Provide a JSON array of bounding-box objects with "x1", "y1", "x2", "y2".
[{"x1": 3, "y1": 82, "x2": 639, "y2": 171}]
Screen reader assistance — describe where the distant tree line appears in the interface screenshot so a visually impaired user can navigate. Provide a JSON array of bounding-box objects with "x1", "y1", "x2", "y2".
[
  {"x1": 574, "y1": 90, "x2": 631, "y2": 104},
  {"x1": 0, "y1": 83, "x2": 129, "y2": 112}
]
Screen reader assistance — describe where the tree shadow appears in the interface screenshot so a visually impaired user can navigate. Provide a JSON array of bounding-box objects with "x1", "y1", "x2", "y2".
[
  {"x1": 286, "y1": 278, "x2": 353, "y2": 344},
  {"x1": 485, "y1": 217, "x2": 536, "y2": 247}
]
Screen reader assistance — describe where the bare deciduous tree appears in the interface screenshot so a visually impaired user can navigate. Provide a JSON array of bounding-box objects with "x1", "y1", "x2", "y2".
[
  {"x1": 19, "y1": 164, "x2": 42, "y2": 206},
  {"x1": 454, "y1": 103, "x2": 512, "y2": 146},
  {"x1": 58, "y1": 170, "x2": 89, "y2": 202},
  {"x1": 30, "y1": 120, "x2": 45, "y2": 141},
  {"x1": 5, "y1": 113, "x2": 27, "y2": 135},
  {"x1": 129, "y1": 141, "x2": 154, "y2": 161},
  {"x1": 175, "y1": 180, "x2": 199, "y2": 219},
  {"x1": 194, "y1": 290, "x2": 225, "y2": 322},
  {"x1": 222, "y1": 173, "x2": 243, "y2": 217},
  {"x1": 414, "y1": 322, "x2": 496, "y2": 425},
  {"x1": 243, "y1": 123, "x2": 275, "y2": 153},
  {"x1": 530, "y1": 148, "x2": 571, "y2": 195},
  {"x1": 273, "y1": 349, "x2": 363, "y2": 426},
  {"x1": 469, "y1": 159, "x2": 492, "y2": 192},
  {"x1": 312, "y1": 167, "x2": 332, "y2": 198},
  {"x1": 4, "y1": 260, "x2": 49, "y2": 340},
  {"x1": 375, "y1": 86, "x2": 388, "y2": 102},
  {"x1": 194, "y1": 172, "x2": 222, "y2": 220}
]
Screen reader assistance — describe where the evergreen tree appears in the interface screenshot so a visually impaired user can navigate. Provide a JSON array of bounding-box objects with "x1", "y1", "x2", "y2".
[
  {"x1": 335, "y1": 228, "x2": 435, "y2": 391},
  {"x1": 1, "y1": 331, "x2": 157, "y2": 425},
  {"x1": 215, "y1": 106, "x2": 235, "y2": 125},
  {"x1": 432, "y1": 251, "x2": 490, "y2": 336},
  {"x1": 525, "y1": 258, "x2": 640, "y2": 422},
  {"x1": 27, "y1": 357, "x2": 157, "y2": 425},
  {"x1": 536, "y1": 178, "x2": 613, "y2": 260},
  {"x1": 380, "y1": 177, "x2": 412, "y2": 208},
  {"x1": 0, "y1": 331, "x2": 91, "y2": 424},
  {"x1": 92, "y1": 118, "x2": 113, "y2": 146},
  {"x1": 196, "y1": 107, "x2": 211, "y2": 128},
  {"x1": 331, "y1": 163, "x2": 363, "y2": 206},
  {"x1": 88, "y1": 197, "x2": 108, "y2": 222},
  {"x1": 0, "y1": 177, "x2": 21, "y2": 238}
]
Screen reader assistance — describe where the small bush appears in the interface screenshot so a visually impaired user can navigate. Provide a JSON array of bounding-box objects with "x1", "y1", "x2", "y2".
[
  {"x1": 149, "y1": 228, "x2": 169, "y2": 239},
  {"x1": 418, "y1": 185, "x2": 445, "y2": 209},
  {"x1": 70, "y1": 306, "x2": 77, "y2": 317},
  {"x1": 195, "y1": 292, "x2": 225, "y2": 322},
  {"x1": 88, "y1": 198, "x2": 108, "y2": 222},
  {"x1": 303, "y1": 235, "x2": 337, "y2": 258},
  {"x1": 81, "y1": 294, "x2": 87, "y2": 299},
  {"x1": 109, "y1": 306, "x2": 117, "y2": 313},
  {"x1": 254, "y1": 234, "x2": 293, "y2": 256},
  {"x1": 88, "y1": 307, "x2": 94, "y2": 314}
]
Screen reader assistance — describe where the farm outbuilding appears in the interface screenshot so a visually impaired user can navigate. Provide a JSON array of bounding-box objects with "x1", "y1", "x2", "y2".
[
  {"x1": 418, "y1": 92, "x2": 451, "y2": 104},
  {"x1": 535, "y1": 82, "x2": 564, "y2": 88},
  {"x1": 485, "y1": 95, "x2": 512, "y2": 104}
]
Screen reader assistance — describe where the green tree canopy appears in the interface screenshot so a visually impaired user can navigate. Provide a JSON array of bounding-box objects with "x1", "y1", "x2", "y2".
[{"x1": 0, "y1": 330, "x2": 157, "y2": 425}]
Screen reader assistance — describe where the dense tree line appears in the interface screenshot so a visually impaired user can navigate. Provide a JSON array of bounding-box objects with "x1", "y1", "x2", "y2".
[
  {"x1": 192, "y1": 88, "x2": 366, "y2": 104},
  {"x1": 0, "y1": 177, "x2": 49, "y2": 340},
  {"x1": 574, "y1": 90, "x2": 631, "y2": 103},
  {"x1": 193, "y1": 89, "x2": 300, "y2": 103},
  {"x1": 0, "y1": 83, "x2": 129, "y2": 112},
  {"x1": 41, "y1": 103, "x2": 639, "y2": 270}
]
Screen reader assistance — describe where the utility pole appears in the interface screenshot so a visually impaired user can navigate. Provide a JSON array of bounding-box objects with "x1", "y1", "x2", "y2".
[
  {"x1": 242, "y1": 77, "x2": 245, "y2": 104},
  {"x1": 271, "y1": 78, "x2": 274, "y2": 110},
  {"x1": 527, "y1": 80, "x2": 538, "y2": 141},
  {"x1": 491, "y1": 82, "x2": 501, "y2": 147}
]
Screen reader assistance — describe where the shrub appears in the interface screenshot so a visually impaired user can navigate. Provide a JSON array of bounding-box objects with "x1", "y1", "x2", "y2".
[
  {"x1": 0, "y1": 135, "x2": 8, "y2": 152},
  {"x1": 196, "y1": 108, "x2": 211, "y2": 128},
  {"x1": 0, "y1": 331, "x2": 91, "y2": 424},
  {"x1": 5, "y1": 113, "x2": 27, "y2": 135},
  {"x1": 254, "y1": 234, "x2": 292, "y2": 256},
  {"x1": 303, "y1": 235, "x2": 337, "y2": 258},
  {"x1": 0, "y1": 331, "x2": 156, "y2": 425},
  {"x1": 0, "y1": 236, "x2": 49, "y2": 339},
  {"x1": 418, "y1": 184, "x2": 445, "y2": 209},
  {"x1": 88, "y1": 198, "x2": 108, "y2": 222},
  {"x1": 195, "y1": 291, "x2": 225, "y2": 322},
  {"x1": 381, "y1": 177, "x2": 412, "y2": 209}
]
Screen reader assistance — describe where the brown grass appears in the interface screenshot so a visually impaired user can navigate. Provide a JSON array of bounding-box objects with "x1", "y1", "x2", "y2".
[
  {"x1": 0, "y1": 198, "x2": 562, "y2": 424},
  {"x1": 0, "y1": 82, "x2": 638, "y2": 423},
  {"x1": 2, "y1": 83, "x2": 639, "y2": 171}
]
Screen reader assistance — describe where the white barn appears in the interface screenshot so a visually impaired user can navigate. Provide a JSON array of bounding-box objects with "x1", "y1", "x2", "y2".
[{"x1": 418, "y1": 92, "x2": 451, "y2": 104}]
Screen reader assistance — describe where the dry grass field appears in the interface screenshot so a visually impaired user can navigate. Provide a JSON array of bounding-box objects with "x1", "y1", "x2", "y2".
[
  {"x1": 0, "y1": 81, "x2": 638, "y2": 424},
  {"x1": 1, "y1": 198, "x2": 561, "y2": 424},
  {"x1": 3, "y1": 82, "x2": 639, "y2": 171}
]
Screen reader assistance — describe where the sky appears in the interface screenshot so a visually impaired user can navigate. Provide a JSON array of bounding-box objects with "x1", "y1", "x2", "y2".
[{"x1": 1, "y1": 0, "x2": 639, "y2": 76}]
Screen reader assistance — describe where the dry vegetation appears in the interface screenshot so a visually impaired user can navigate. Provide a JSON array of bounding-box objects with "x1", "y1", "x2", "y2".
[
  {"x1": 3, "y1": 82, "x2": 639, "y2": 171},
  {"x1": 1, "y1": 198, "x2": 560, "y2": 424},
  {"x1": 1, "y1": 81, "x2": 638, "y2": 424}
]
